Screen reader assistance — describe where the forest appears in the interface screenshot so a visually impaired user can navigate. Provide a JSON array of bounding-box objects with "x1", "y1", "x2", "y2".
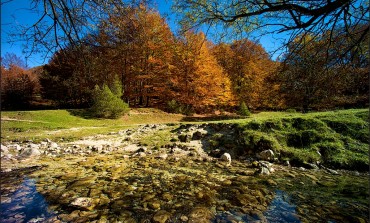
[{"x1": 1, "y1": 3, "x2": 368, "y2": 115}]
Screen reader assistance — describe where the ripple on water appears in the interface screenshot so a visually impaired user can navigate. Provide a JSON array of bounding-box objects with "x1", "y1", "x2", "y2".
[{"x1": 0, "y1": 178, "x2": 56, "y2": 222}]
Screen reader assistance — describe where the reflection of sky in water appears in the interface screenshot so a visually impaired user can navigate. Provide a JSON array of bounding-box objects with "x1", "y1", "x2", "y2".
[
  {"x1": 215, "y1": 190, "x2": 301, "y2": 223},
  {"x1": 263, "y1": 190, "x2": 300, "y2": 223},
  {"x1": 0, "y1": 178, "x2": 55, "y2": 222}
]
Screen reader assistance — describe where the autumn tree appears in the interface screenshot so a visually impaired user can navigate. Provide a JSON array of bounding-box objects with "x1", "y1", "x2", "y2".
[
  {"x1": 1, "y1": 52, "x2": 28, "y2": 69},
  {"x1": 173, "y1": 0, "x2": 369, "y2": 64},
  {"x1": 212, "y1": 39, "x2": 277, "y2": 110},
  {"x1": 1, "y1": 54, "x2": 38, "y2": 109},
  {"x1": 40, "y1": 45, "x2": 95, "y2": 107},
  {"x1": 89, "y1": 5, "x2": 176, "y2": 107},
  {"x1": 170, "y1": 31, "x2": 234, "y2": 112},
  {"x1": 277, "y1": 30, "x2": 368, "y2": 111}
]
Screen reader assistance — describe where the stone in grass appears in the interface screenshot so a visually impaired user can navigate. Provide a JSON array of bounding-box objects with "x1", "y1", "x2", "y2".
[{"x1": 255, "y1": 167, "x2": 271, "y2": 176}]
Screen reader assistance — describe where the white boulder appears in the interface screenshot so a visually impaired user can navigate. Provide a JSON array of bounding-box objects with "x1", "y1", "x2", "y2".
[{"x1": 220, "y1": 153, "x2": 232, "y2": 166}]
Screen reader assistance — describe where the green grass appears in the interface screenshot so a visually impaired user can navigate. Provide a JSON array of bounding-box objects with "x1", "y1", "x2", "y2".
[
  {"x1": 1, "y1": 108, "x2": 368, "y2": 170},
  {"x1": 1, "y1": 108, "x2": 183, "y2": 142},
  {"x1": 232, "y1": 109, "x2": 369, "y2": 170},
  {"x1": 139, "y1": 127, "x2": 176, "y2": 148}
]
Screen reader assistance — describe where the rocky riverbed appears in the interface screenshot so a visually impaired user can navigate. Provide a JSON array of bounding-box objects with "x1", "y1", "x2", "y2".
[{"x1": 1, "y1": 123, "x2": 369, "y2": 222}]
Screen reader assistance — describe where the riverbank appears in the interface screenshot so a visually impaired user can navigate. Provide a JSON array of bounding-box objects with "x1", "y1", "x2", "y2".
[{"x1": 1, "y1": 108, "x2": 368, "y2": 222}]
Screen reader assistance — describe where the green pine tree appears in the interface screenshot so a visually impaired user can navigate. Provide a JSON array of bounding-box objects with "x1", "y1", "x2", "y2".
[
  {"x1": 238, "y1": 102, "x2": 251, "y2": 117},
  {"x1": 91, "y1": 83, "x2": 129, "y2": 118}
]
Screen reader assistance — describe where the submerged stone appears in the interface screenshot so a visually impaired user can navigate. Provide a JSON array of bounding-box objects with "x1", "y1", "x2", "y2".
[
  {"x1": 153, "y1": 210, "x2": 171, "y2": 223},
  {"x1": 71, "y1": 197, "x2": 95, "y2": 211},
  {"x1": 189, "y1": 206, "x2": 213, "y2": 222}
]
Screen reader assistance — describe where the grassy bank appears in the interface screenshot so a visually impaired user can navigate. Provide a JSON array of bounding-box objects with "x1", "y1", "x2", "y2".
[
  {"x1": 1, "y1": 108, "x2": 368, "y2": 170},
  {"x1": 1, "y1": 108, "x2": 183, "y2": 142},
  {"x1": 228, "y1": 109, "x2": 369, "y2": 171}
]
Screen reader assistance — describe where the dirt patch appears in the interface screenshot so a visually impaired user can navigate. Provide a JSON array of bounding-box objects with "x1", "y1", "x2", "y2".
[
  {"x1": 1, "y1": 117, "x2": 50, "y2": 123},
  {"x1": 43, "y1": 127, "x2": 100, "y2": 136}
]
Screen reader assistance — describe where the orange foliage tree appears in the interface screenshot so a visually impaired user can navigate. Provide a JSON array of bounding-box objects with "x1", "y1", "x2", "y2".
[
  {"x1": 95, "y1": 5, "x2": 175, "y2": 107},
  {"x1": 1, "y1": 62, "x2": 39, "y2": 109},
  {"x1": 212, "y1": 39, "x2": 277, "y2": 110},
  {"x1": 170, "y1": 32, "x2": 234, "y2": 112}
]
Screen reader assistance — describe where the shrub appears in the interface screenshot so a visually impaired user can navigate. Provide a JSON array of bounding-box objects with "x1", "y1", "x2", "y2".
[
  {"x1": 242, "y1": 130, "x2": 281, "y2": 152},
  {"x1": 167, "y1": 99, "x2": 179, "y2": 113},
  {"x1": 90, "y1": 83, "x2": 129, "y2": 119},
  {"x1": 166, "y1": 99, "x2": 194, "y2": 115},
  {"x1": 238, "y1": 102, "x2": 251, "y2": 117},
  {"x1": 246, "y1": 120, "x2": 261, "y2": 130},
  {"x1": 286, "y1": 108, "x2": 297, "y2": 113}
]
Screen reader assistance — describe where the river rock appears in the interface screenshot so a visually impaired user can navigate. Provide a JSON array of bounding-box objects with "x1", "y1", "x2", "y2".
[
  {"x1": 9, "y1": 144, "x2": 22, "y2": 151},
  {"x1": 189, "y1": 207, "x2": 213, "y2": 222},
  {"x1": 255, "y1": 166, "x2": 270, "y2": 175},
  {"x1": 71, "y1": 197, "x2": 95, "y2": 211},
  {"x1": 258, "y1": 149, "x2": 274, "y2": 161},
  {"x1": 152, "y1": 210, "x2": 171, "y2": 223},
  {"x1": 156, "y1": 153, "x2": 168, "y2": 160},
  {"x1": 19, "y1": 147, "x2": 41, "y2": 158},
  {"x1": 133, "y1": 152, "x2": 146, "y2": 157},
  {"x1": 49, "y1": 142, "x2": 59, "y2": 149},
  {"x1": 178, "y1": 134, "x2": 191, "y2": 143},
  {"x1": 136, "y1": 147, "x2": 147, "y2": 153},
  {"x1": 220, "y1": 153, "x2": 232, "y2": 165},
  {"x1": 192, "y1": 130, "x2": 207, "y2": 140},
  {"x1": 326, "y1": 168, "x2": 339, "y2": 175},
  {"x1": 92, "y1": 145, "x2": 103, "y2": 152},
  {"x1": 1, "y1": 145, "x2": 9, "y2": 156}
]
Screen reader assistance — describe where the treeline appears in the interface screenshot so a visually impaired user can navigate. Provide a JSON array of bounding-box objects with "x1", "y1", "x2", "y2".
[{"x1": 1, "y1": 5, "x2": 368, "y2": 113}]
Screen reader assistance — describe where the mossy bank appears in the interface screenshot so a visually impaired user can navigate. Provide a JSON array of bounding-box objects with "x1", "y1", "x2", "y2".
[{"x1": 185, "y1": 109, "x2": 369, "y2": 171}]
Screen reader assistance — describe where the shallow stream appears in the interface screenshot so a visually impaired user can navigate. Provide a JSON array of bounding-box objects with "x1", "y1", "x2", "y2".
[{"x1": 1, "y1": 153, "x2": 368, "y2": 223}]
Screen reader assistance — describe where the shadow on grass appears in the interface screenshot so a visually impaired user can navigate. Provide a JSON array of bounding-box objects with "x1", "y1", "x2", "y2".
[
  {"x1": 67, "y1": 109, "x2": 96, "y2": 119},
  {"x1": 181, "y1": 115, "x2": 246, "y2": 122}
]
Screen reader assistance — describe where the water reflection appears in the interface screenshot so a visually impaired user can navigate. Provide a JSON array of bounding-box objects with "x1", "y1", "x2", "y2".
[
  {"x1": 0, "y1": 178, "x2": 55, "y2": 223},
  {"x1": 215, "y1": 190, "x2": 300, "y2": 223},
  {"x1": 263, "y1": 190, "x2": 300, "y2": 223}
]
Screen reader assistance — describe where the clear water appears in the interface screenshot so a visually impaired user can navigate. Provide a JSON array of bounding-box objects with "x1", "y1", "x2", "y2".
[
  {"x1": 0, "y1": 178, "x2": 55, "y2": 223},
  {"x1": 263, "y1": 190, "x2": 300, "y2": 223},
  {"x1": 214, "y1": 190, "x2": 301, "y2": 222},
  {"x1": 0, "y1": 156, "x2": 368, "y2": 223}
]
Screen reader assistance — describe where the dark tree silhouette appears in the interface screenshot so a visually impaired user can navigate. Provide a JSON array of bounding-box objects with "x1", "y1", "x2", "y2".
[{"x1": 173, "y1": 0, "x2": 369, "y2": 62}]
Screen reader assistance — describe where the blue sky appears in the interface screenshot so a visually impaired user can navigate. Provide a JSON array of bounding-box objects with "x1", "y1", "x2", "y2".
[{"x1": 1, "y1": 0, "x2": 284, "y2": 68}]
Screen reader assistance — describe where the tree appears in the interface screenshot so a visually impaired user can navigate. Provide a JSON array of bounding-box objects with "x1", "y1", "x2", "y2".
[
  {"x1": 238, "y1": 101, "x2": 250, "y2": 117},
  {"x1": 1, "y1": 52, "x2": 28, "y2": 69},
  {"x1": 40, "y1": 45, "x2": 94, "y2": 107},
  {"x1": 212, "y1": 39, "x2": 277, "y2": 110},
  {"x1": 170, "y1": 31, "x2": 234, "y2": 112},
  {"x1": 91, "y1": 5, "x2": 176, "y2": 107},
  {"x1": 90, "y1": 83, "x2": 129, "y2": 119},
  {"x1": 4, "y1": 0, "x2": 139, "y2": 58},
  {"x1": 277, "y1": 31, "x2": 368, "y2": 111},
  {"x1": 173, "y1": 0, "x2": 369, "y2": 64},
  {"x1": 1, "y1": 63, "x2": 38, "y2": 109}
]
